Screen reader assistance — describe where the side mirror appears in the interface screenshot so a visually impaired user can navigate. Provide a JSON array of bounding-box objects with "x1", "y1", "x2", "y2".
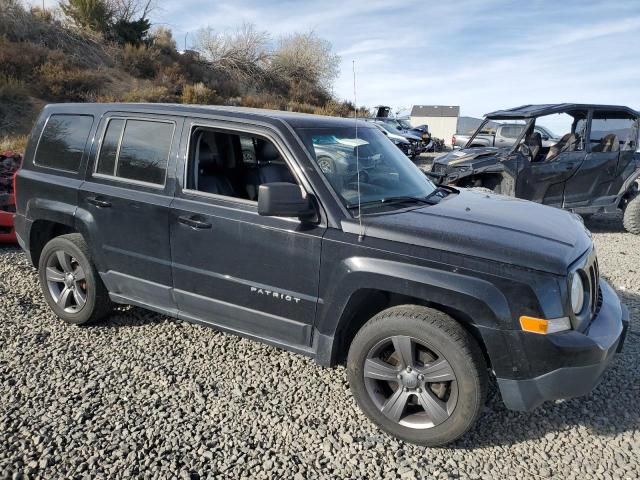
[
  {"x1": 258, "y1": 182, "x2": 315, "y2": 218},
  {"x1": 542, "y1": 135, "x2": 550, "y2": 141}
]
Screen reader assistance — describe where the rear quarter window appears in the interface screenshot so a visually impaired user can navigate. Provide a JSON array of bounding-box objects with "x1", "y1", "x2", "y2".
[{"x1": 34, "y1": 114, "x2": 94, "y2": 172}]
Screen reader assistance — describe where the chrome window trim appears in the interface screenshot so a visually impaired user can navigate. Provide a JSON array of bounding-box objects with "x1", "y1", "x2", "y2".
[
  {"x1": 33, "y1": 113, "x2": 94, "y2": 174},
  {"x1": 92, "y1": 116, "x2": 175, "y2": 188},
  {"x1": 92, "y1": 172, "x2": 166, "y2": 190}
]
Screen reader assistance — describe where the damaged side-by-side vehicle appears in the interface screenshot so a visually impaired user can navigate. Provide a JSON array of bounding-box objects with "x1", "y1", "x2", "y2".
[{"x1": 431, "y1": 104, "x2": 640, "y2": 233}]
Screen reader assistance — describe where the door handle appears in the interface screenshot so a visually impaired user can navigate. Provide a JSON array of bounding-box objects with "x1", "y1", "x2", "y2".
[
  {"x1": 565, "y1": 163, "x2": 575, "y2": 170},
  {"x1": 178, "y1": 215, "x2": 212, "y2": 229},
  {"x1": 87, "y1": 197, "x2": 112, "y2": 208}
]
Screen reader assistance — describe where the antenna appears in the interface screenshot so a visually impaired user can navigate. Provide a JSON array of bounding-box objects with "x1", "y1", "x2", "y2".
[{"x1": 353, "y1": 60, "x2": 364, "y2": 241}]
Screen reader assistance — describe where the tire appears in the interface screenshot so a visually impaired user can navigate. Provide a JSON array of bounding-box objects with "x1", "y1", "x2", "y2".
[
  {"x1": 347, "y1": 305, "x2": 487, "y2": 446},
  {"x1": 317, "y1": 156, "x2": 336, "y2": 175},
  {"x1": 623, "y1": 194, "x2": 640, "y2": 234},
  {"x1": 38, "y1": 233, "x2": 112, "y2": 325}
]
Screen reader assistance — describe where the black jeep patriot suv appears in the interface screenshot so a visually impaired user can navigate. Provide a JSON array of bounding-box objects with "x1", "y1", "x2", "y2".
[{"x1": 15, "y1": 104, "x2": 629, "y2": 446}]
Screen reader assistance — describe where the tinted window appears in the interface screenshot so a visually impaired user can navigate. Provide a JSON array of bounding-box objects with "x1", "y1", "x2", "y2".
[
  {"x1": 96, "y1": 119, "x2": 124, "y2": 176},
  {"x1": 115, "y1": 120, "x2": 173, "y2": 185},
  {"x1": 34, "y1": 114, "x2": 93, "y2": 172}
]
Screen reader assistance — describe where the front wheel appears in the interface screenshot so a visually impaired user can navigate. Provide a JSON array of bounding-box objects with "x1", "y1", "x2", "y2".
[
  {"x1": 623, "y1": 194, "x2": 640, "y2": 234},
  {"x1": 347, "y1": 305, "x2": 487, "y2": 446},
  {"x1": 38, "y1": 233, "x2": 112, "y2": 325}
]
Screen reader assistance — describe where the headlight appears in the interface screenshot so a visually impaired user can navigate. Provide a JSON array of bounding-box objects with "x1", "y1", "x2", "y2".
[{"x1": 570, "y1": 273, "x2": 584, "y2": 314}]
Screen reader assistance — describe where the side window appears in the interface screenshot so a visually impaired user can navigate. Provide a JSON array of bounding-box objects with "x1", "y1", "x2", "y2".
[
  {"x1": 34, "y1": 114, "x2": 94, "y2": 172},
  {"x1": 96, "y1": 119, "x2": 124, "y2": 176},
  {"x1": 532, "y1": 112, "x2": 586, "y2": 161},
  {"x1": 95, "y1": 118, "x2": 174, "y2": 186},
  {"x1": 186, "y1": 127, "x2": 297, "y2": 201},
  {"x1": 590, "y1": 115, "x2": 638, "y2": 152},
  {"x1": 501, "y1": 125, "x2": 523, "y2": 139}
]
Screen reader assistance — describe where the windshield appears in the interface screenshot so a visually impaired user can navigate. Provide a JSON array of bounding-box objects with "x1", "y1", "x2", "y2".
[
  {"x1": 465, "y1": 119, "x2": 527, "y2": 147},
  {"x1": 296, "y1": 126, "x2": 436, "y2": 212},
  {"x1": 397, "y1": 119, "x2": 413, "y2": 129}
]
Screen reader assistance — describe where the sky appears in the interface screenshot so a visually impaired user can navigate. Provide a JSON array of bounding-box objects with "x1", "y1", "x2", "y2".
[{"x1": 33, "y1": 0, "x2": 640, "y2": 119}]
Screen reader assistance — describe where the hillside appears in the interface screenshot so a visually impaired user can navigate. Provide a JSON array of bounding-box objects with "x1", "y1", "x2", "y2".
[{"x1": 0, "y1": 0, "x2": 362, "y2": 153}]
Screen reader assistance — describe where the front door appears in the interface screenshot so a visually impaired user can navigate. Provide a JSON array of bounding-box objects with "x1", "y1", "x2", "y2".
[
  {"x1": 517, "y1": 150, "x2": 585, "y2": 206},
  {"x1": 169, "y1": 121, "x2": 325, "y2": 350},
  {"x1": 515, "y1": 110, "x2": 588, "y2": 206},
  {"x1": 78, "y1": 113, "x2": 183, "y2": 313}
]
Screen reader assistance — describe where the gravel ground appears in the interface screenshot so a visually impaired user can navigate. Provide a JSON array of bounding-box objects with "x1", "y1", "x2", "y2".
[{"x1": 1, "y1": 215, "x2": 639, "y2": 479}]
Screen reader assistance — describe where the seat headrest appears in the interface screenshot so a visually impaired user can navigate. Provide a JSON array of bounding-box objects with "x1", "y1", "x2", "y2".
[
  {"x1": 601, "y1": 134, "x2": 619, "y2": 152},
  {"x1": 256, "y1": 139, "x2": 281, "y2": 162},
  {"x1": 198, "y1": 141, "x2": 215, "y2": 166},
  {"x1": 526, "y1": 132, "x2": 542, "y2": 147}
]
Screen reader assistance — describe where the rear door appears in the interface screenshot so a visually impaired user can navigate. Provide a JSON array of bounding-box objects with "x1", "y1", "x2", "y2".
[
  {"x1": 564, "y1": 111, "x2": 634, "y2": 208},
  {"x1": 169, "y1": 119, "x2": 325, "y2": 350},
  {"x1": 78, "y1": 113, "x2": 183, "y2": 313}
]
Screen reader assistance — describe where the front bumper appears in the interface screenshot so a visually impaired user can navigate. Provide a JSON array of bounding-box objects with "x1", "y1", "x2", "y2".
[{"x1": 498, "y1": 279, "x2": 629, "y2": 411}]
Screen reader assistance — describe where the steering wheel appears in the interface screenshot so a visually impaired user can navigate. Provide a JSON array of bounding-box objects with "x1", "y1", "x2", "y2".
[{"x1": 519, "y1": 142, "x2": 532, "y2": 157}]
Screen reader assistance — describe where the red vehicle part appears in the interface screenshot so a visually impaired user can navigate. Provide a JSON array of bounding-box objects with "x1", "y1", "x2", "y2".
[
  {"x1": 0, "y1": 151, "x2": 20, "y2": 244},
  {"x1": 0, "y1": 192, "x2": 16, "y2": 244}
]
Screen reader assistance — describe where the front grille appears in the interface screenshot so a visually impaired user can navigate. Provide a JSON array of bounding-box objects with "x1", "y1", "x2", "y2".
[
  {"x1": 571, "y1": 248, "x2": 600, "y2": 331},
  {"x1": 587, "y1": 257, "x2": 600, "y2": 317}
]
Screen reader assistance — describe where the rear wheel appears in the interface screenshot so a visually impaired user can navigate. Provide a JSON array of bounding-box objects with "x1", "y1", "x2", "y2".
[
  {"x1": 38, "y1": 233, "x2": 112, "y2": 324},
  {"x1": 347, "y1": 305, "x2": 487, "y2": 446},
  {"x1": 623, "y1": 194, "x2": 640, "y2": 234}
]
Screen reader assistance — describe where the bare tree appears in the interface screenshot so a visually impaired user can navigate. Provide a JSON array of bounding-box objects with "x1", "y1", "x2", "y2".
[
  {"x1": 270, "y1": 32, "x2": 339, "y2": 91},
  {"x1": 109, "y1": 0, "x2": 155, "y2": 22},
  {"x1": 194, "y1": 23, "x2": 270, "y2": 80}
]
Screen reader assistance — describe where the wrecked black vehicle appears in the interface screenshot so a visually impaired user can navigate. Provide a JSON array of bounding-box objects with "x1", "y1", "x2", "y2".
[{"x1": 431, "y1": 104, "x2": 640, "y2": 233}]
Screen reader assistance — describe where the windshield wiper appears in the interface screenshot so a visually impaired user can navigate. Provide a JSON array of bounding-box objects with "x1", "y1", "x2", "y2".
[{"x1": 347, "y1": 195, "x2": 436, "y2": 210}]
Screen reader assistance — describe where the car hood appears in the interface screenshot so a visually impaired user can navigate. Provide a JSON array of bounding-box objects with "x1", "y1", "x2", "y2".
[
  {"x1": 433, "y1": 147, "x2": 509, "y2": 168},
  {"x1": 401, "y1": 132, "x2": 423, "y2": 141},
  {"x1": 342, "y1": 189, "x2": 591, "y2": 275}
]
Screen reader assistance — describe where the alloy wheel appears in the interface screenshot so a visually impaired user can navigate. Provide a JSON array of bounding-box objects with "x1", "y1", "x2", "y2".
[
  {"x1": 45, "y1": 250, "x2": 88, "y2": 313},
  {"x1": 363, "y1": 335, "x2": 458, "y2": 429}
]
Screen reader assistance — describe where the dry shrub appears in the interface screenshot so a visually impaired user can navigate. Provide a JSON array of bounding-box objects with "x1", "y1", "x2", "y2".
[
  {"x1": 0, "y1": 75, "x2": 31, "y2": 134},
  {"x1": 182, "y1": 82, "x2": 218, "y2": 105},
  {"x1": 0, "y1": 75, "x2": 28, "y2": 101},
  {"x1": 0, "y1": 0, "x2": 111, "y2": 68},
  {"x1": 36, "y1": 62, "x2": 104, "y2": 101},
  {"x1": 156, "y1": 63, "x2": 187, "y2": 93},
  {"x1": 0, "y1": 38, "x2": 50, "y2": 78},
  {"x1": 286, "y1": 101, "x2": 316, "y2": 114},
  {"x1": 118, "y1": 44, "x2": 158, "y2": 79},
  {"x1": 0, "y1": 134, "x2": 29, "y2": 153},
  {"x1": 121, "y1": 85, "x2": 177, "y2": 103},
  {"x1": 314, "y1": 100, "x2": 362, "y2": 118},
  {"x1": 241, "y1": 94, "x2": 285, "y2": 110}
]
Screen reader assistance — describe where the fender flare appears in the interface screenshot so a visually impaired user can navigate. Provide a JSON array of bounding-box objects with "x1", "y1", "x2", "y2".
[
  {"x1": 314, "y1": 256, "x2": 513, "y2": 366},
  {"x1": 618, "y1": 167, "x2": 640, "y2": 206},
  {"x1": 25, "y1": 198, "x2": 77, "y2": 229}
]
